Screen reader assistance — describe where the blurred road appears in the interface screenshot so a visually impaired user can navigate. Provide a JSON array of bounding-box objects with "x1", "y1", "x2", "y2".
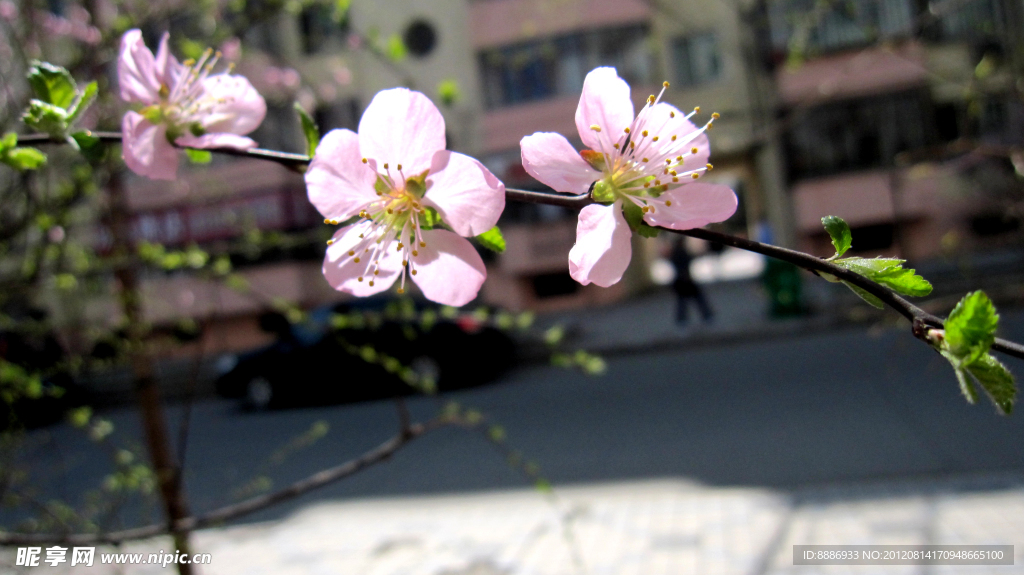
[{"x1": 13, "y1": 310, "x2": 1024, "y2": 527}]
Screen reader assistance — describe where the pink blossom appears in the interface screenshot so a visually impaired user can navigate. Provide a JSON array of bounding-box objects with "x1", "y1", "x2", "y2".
[
  {"x1": 306, "y1": 88, "x2": 505, "y2": 306},
  {"x1": 118, "y1": 29, "x2": 267, "y2": 180},
  {"x1": 520, "y1": 67, "x2": 737, "y2": 287}
]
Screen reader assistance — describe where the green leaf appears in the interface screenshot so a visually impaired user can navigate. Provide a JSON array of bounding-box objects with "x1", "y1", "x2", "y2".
[
  {"x1": 475, "y1": 226, "x2": 506, "y2": 253},
  {"x1": 872, "y1": 266, "x2": 932, "y2": 297},
  {"x1": 437, "y1": 79, "x2": 460, "y2": 107},
  {"x1": 71, "y1": 131, "x2": 104, "y2": 162},
  {"x1": 185, "y1": 148, "x2": 212, "y2": 164},
  {"x1": 386, "y1": 34, "x2": 407, "y2": 61},
  {"x1": 332, "y1": 0, "x2": 352, "y2": 22},
  {"x1": 637, "y1": 223, "x2": 661, "y2": 238},
  {"x1": 822, "y1": 215, "x2": 852, "y2": 256},
  {"x1": 27, "y1": 61, "x2": 77, "y2": 109},
  {"x1": 945, "y1": 291, "x2": 998, "y2": 363},
  {"x1": 953, "y1": 365, "x2": 979, "y2": 404},
  {"x1": 0, "y1": 132, "x2": 15, "y2": 151},
  {"x1": 23, "y1": 100, "x2": 69, "y2": 137},
  {"x1": 965, "y1": 354, "x2": 1016, "y2": 415},
  {"x1": 622, "y1": 201, "x2": 643, "y2": 232},
  {"x1": 293, "y1": 102, "x2": 320, "y2": 157},
  {"x1": 835, "y1": 257, "x2": 903, "y2": 275},
  {"x1": 834, "y1": 257, "x2": 932, "y2": 298},
  {"x1": 67, "y1": 81, "x2": 98, "y2": 125},
  {"x1": 840, "y1": 280, "x2": 884, "y2": 308},
  {"x1": 2, "y1": 146, "x2": 47, "y2": 171}
]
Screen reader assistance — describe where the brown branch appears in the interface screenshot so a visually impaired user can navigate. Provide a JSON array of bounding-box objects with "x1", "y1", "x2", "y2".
[
  {"x1": 17, "y1": 132, "x2": 1024, "y2": 362},
  {"x1": 0, "y1": 419, "x2": 447, "y2": 546}
]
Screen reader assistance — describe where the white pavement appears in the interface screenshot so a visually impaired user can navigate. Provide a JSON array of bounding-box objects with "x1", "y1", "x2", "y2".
[{"x1": 4, "y1": 473, "x2": 1022, "y2": 575}]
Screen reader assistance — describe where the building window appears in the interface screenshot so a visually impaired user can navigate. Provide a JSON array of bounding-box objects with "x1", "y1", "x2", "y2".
[
  {"x1": 673, "y1": 33, "x2": 721, "y2": 87},
  {"x1": 479, "y1": 23, "x2": 653, "y2": 109},
  {"x1": 767, "y1": 0, "x2": 914, "y2": 56},
  {"x1": 785, "y1": 91, "x2": 929, "y2": 179}
]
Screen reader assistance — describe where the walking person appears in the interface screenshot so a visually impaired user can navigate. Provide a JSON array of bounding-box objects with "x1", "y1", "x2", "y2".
[{"x1": 670, "y1": 237, "x2": 714, "y2": 326}]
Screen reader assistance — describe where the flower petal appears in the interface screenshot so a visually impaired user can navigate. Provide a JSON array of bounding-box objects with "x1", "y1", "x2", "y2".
[
  {"x1": 575, "y1": 67, "x2": 634, "y2": 155},
  {"x1": 153, "y1": 32, "x2": 183, "y2": 90},
  {"x1": 423, "y1": 151, "x2": 505, "y2": 237},
  {"x1": 323, "y1": 221, "x2": 403, "y2": 297},
  {"x1": 411, "y1": 229, "x2": 486, "y2": 307},
  {"x1": 198, "y1": 74, "x2": 267, "y2": 136},
  {"x1": 520, "y1": 132, "x2": 601, "y2": 195},
  {"x1": 644, "y1": 183, "x2": 737, "y2": 230},
  {"x1": 175, "y1": 133, "x2": 257, "y2": 150},
  {"x1": 640, "y1": 102, "x2": 710, "y2": 168},
  {"x1": 358, "y1": 88, "x2": 445, "y2": 174},
  {"x1": 118, "y1": 29, "x2": 161, "y2": 104},
  {"x1": 568, "y1": 202, "x2": 632, "y2": 287},
  {"x1": 304, "y1": 129, "x2": 378, "y2": 221},
  {"x1": 122, "y1": 111, "x2": 179, "y2": 180}
]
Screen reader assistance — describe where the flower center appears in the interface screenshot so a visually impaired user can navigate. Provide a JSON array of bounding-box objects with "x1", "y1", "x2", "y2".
[
  {"x1": 331, "y1": 160, "x2": 433, "y2": 294},
  {"x1": 582, "y1": 81, "x2": 719, "y2": 215},
  {"x1": 141, "y1": 48, "x2": 232, "y2": 142}
]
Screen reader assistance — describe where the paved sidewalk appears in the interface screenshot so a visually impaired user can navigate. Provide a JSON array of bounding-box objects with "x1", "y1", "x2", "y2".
[
  {"x1": 539, "y1": 279, "x2": 845, "y2": 356},
  {"x1": 4, "y1": 473, "x2": 1021, "y2": 575}
]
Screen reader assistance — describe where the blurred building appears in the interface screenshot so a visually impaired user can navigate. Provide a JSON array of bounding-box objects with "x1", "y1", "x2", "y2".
[
  {"x1": 761, "y1": 0, "x2": 1024, "y2": 259},
  {"x1": 115, "y1": 0, "x2": 1024, "y2": 352}
]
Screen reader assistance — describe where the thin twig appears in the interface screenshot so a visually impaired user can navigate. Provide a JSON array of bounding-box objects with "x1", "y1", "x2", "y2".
[
  {"x1": 0, "y1": 418, "x2": 448, "y2": 546},
  {"x1": 16, "y1": 133, "x2": 1024, "y2": 362}
]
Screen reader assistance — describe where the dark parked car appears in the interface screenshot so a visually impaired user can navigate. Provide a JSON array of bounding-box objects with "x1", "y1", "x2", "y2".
[{"x1": 214, "y1": 300, "x2": 518, "y2": 409}]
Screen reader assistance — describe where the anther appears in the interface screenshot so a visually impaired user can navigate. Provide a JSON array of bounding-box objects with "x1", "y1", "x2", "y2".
[
  {"x1": 419, "y1": 241, "x2": 426, "y2": 247},
  {"x1": 412, "y1": 270, "x2": 418, "y2": 275},
  {"x1": 397, "y1": 164, "x2": 402, "y2": 170},
  {"x1": 397, "y1": 242, "x2": 404, "y2": 250},
  {"x1": 348, "y1": 250, "x2": 355, "y2": 256},
  {"x1": 666, "y1": 159, "x2": 672, "y2": 164},
  {"x1": 652, "y1": 136, "x2": 659, "y2": 142},
  {"x1": 644, "y1": 182, "x2": 651, "y2": 188},
  {"x1": 387, "y1": 208, "x2": 393, "y2": 214},
  {"x1": 354, "y1": 257, "x2": 361, "y2": 263},
  {"x1": 712, "y1": 112, "x2": 720, "y2": 119},
  {"x1": 369, "y1": 280, "x2": 375, "y2": 286},
  {"x1": 362, "y1": 158, "x2": 368, "y2": 164},
  {"x1": 672, "y1": 177, "x2": 679, "y2": 182},
  {"x1": 383, "y1": 163, "x2": 389, "y2": 169},
  {"x1": 412, "y1": 250, "x2": 418, "y2": 256},
  {"x1": 326, "y1": 239, "x2": 334, "y2": 245},
  {"x1": 642, "y1": 130, "x2": 649, "y2": 137},
  {"x1": 641, "y1": 206, "x2": 650, "y2": 213},
  {"x1": 665, "y1": 200, "x2": 673, "y2": 206},
  {"x1": 670, "y1": 111, "x2": 676, "y2": 118},
  {"x1": 670, "y1": 170, "x2": 677, "y2": 176},
  {"x1": 397, "y1": 288, "x2": 405, "y2": 294},
  {"x1": 691, "y1": 147, "x2": 699, "y2": 154},
  {"x1": 642, "y1": 158, "x2": 649, "y2": 162},
  {"x1": 691, "y1": 173, "x2": 699, "y2": 179},
  {"x1": 324, "y1": 219, "x2": 331, "y2": 224},
  {"x1": 663, "y1": 81, "x2": 670, "y2": 88},
  {"x1": 706, "y1": 163, "x2": 713, "y2": 171},
  {"x1": 655, "y1": 179, "x2": 662, "y2": 185},
  {"x1": 402, "y1": 260, "x2": 408, "y2": 266},
  {"x1": 590, "y1": 124, "x2": 602, "y2": 132},
  {"x1": 647, "y1": 95, "x2": 655, "y2": 104},
  {"x1": 613, "y1": 143, "x2": 620, "y2": 149},
  {"x1": 694, "y1": 106, "x2": 700, "y2": 113},
  {"x1": 358, "y1": 276, "x2": 364, "y2": 282},
  {"x1": 676, "y1": 156, "x2": 683, "y2": 161},
  {"x1": 624, "y1": 127, "x2": 631, "y2": 134},
  {"x1": 374, "y1": 270, "x2": 379, "y2": 276}
]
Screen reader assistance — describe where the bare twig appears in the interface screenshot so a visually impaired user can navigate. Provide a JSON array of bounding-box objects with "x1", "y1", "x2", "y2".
[
  {"x1": 17, "y1": 132, "x2": 1024, "y2": 361},
  {"x1": 0, "y1": 418, "x2": 448, "y2": 546}
]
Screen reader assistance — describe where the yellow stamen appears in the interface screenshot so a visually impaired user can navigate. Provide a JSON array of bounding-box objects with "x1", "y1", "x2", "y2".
[{"x1": 590, "y1": 124, "x2": 601, "y2": 132}]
